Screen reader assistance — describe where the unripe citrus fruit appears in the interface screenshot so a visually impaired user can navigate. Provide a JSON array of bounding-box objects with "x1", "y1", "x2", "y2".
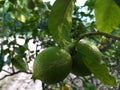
[
  {"x1": 32, "y1": 47, "x2": 72, "y2": 84},
  {"x1": 72, "y1": 40, "x2": 102, "y2": 76},
  {"x1": 72, "y1": 54, "x2": 91, "y2": 76}
]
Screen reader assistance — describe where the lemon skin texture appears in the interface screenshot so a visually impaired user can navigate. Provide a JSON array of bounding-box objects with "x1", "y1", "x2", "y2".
[{"x1": 32, "y1": 47, "x2": 72, "y2": 84}]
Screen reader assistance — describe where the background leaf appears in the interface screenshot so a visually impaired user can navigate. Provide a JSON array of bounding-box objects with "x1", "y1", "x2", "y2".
[
  {"x1": 95, "y1": 0, "x2": 120, "y2": 33},
  {"x1": 48, "y1": 0, "x2": 74, "y2": 47},
  {"x1": 83, "y1": 81, "x2": 97, "y2": 90},
  {"x1": 0, "y1": 53, "x2": 4, "y2": 72},
  {"x1": 11, "y1": 56, "x2": 27, "y2": 71}
]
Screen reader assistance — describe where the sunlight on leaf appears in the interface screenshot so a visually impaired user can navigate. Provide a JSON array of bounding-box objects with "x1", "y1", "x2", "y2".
[
  {"x1": 48, "y1": 0, "x2": 74, "y2": 47},
  {"x1": 95, "y1": 0, "x2": 120, "y2": 33},
  {"x1": 18, "y1": 14, "x2": 26, "y2": 23}
]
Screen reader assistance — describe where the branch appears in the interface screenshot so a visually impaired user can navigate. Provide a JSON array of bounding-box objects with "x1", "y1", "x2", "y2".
[
  {"x1": 0, "y1": 71, "x2": 32, "y2": 80},
  {"x1": 2, "y1": 69, "x2": 11, "y2": 74},
  {"x1": 73, "y1": 31, "x2": 120, "y2": 47},
  {"x1": 77, "y1": 31, "x2": 120, "y2": 41}
]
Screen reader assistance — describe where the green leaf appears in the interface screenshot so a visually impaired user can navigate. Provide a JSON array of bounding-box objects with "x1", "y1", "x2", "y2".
[
  {"x1": 76, "y1": 40, "x2": 116, "y2": 86},
  {"x1": 48, "y1": 0, "x2": 74, "y2": 46},
  {"x1": 5, "y1": 55, "x2": 12, "y2": 65},
  {"x1": 27, "y1": 0, "x2": 35, "y2": 10},
  {"x1": 0, "y1": 53, "x2": 4, "y2": 72},
  {"x1": 114, "y1": 0, "x2": 120, "y2": 7},
  {"x1": 80, "y1": 54, "x2": 116, "y2": 86},
  {"x1": 34, "y1": 0, "x2": 45, "y2": 8},
  {"x1": 83, "y1": 81, "x2": 97, "y2": 90},
  {"x1": 12, "y1": 56, "x2": 27, "y2": 71},
  {"x1": 9, "y1": 0, "x2": 16, "y2": 4},
  {"x1": 0, "y1": 0, "x2": 5, "y2": 6},
  {"x1": 95, "y1": 0, "x2": 120, "y2": 33}
]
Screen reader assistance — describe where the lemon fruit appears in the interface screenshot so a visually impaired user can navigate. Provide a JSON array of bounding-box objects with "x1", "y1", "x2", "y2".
[
  {"x1": 32, "y1": 47, "x2": 72, "y2": 84},
  {"x1": 72, "y1": 40, "x2": 102, "y2": 76},
  {"x1": 72, "y1": 54, "x2": 91, "y2": 76}
]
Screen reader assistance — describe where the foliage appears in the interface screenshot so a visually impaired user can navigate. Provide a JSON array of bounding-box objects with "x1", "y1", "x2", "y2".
[
  {"x1": 48, "y1": 0, "x2": 74, "y2": 47},
  {"x1": 0, "y1": 0, "x2": 120, "y2": 89},
  {"x1": 95, "y1": 0, "x2": 120, "y2": 33},
  {"x1": 73, "y1": 40, "x2": 116, "y2": 86}
]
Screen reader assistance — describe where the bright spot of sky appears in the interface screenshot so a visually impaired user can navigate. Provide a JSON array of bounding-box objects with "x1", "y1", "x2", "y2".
[{"x1": 43, "y1": 0, "x2": 86, "y2": 6}]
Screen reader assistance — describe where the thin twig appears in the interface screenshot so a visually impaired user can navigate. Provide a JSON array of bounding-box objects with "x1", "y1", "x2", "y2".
[
  {"x1": 78, "y1": 31, "x2": 120, "y2": 41},
  {"x1": 0, "y1": 71, "x2": 32, "y2": 80},
  {"x1": 74, "y1": 31, "x2": 120, "y2": 45},
  {"x1": 2, "y1": 69, "x2": 11, "y2": 74}
]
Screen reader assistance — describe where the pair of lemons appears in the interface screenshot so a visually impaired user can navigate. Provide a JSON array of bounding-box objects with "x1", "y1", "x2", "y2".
[{"x1": 32, "y1": 40, "x2": 102, "y2": 84}]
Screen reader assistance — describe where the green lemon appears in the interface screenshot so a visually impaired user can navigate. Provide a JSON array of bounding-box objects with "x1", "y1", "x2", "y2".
[
  {"x1": 72, "y1": 40, "x2": 102, "y2": 76},
  {"x1": 32, "y1": 47, "x2": 72, "y2": 84},
  {"x1": 72, "y1": 54, "x2": 91, "y2": 76}
]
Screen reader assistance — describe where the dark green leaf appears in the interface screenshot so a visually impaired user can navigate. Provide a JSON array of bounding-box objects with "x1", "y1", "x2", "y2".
[
  {"x1": 12, "y1": 56, "x2": 27, "y2": 71},
  {"x1": 9, "y1": 0, "x2": 16, "y2": 4},
  {"x1": 0, "y1": 53, "x2": 4, "y2": 72},
  {"x1": 14, "y1": 46, "x2": 26, "y2": 58},
  {"x1": 83, "y1": 81, "x2": 97, "y2": 90},
  {"x1": 27, "y1": 0, "x2": 35, "y2": 10},
  {"x1": 48, "y1": 0, "x2": 74, "y2": 47},
  {"x1": 5, "y1": 55, "x2": 12, "y2": 65},
  {"x1": 114, "y1": 0, "x2": 120, "y2": 7},
  {"x1": 34, "y1": 0, "x2": 45, "y2": 8},
  {"x1": 0, "y1": 0, "x2": 5, "y2": 6},
  {"x1": 95, "y1": 0, "x2": 120, "y2": 33}
]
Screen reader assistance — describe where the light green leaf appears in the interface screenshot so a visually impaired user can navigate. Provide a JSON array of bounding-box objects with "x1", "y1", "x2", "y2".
[
  {"x1": 83, "y1": 57, "x2": 116, "y2": 86},
  {"x1": 95, "y1": 0, "x2": 120, "y2": 33},
  {"x1": 18, "y1": 14, "x2": 26, "y2": 23},
  {"x1": 48, "y1": 0, "x2": 74, "y2": 46},
  {"x1": 79, "y1": 53, "x2": 116, "y2": 86},
  {"x1": 76, "y1": 40, "x2": 116, "y2": 86}
]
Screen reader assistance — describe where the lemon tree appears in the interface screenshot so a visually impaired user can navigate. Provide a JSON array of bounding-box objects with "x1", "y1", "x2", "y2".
[
  {"x1": 32, "y1": 0, "x2": 117, "y2": 86},
  {"x1": 1, "y1": 0, "x2": 120, "y2": 89}
]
